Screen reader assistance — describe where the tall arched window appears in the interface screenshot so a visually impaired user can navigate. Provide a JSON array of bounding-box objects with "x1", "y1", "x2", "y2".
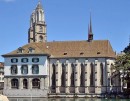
[
  {"x1": 32, "y1": 65, "x2": 39, "y2": 74},
  {"x1": 23, "y1": 79, "x2": 28, "y2": 89},
  {"x1": 52, "y1": 64, "x2": 56, "y2": 86},
  {"x1": 90, "y1": 63, "x2": 94, "y2": 86},
  {"x1": 61, "y1": 64, "x2": 65, "y2": 86},
  {"x1": 71, "y1": 64, "x2": 75, "y2": 86},
  {"x1": 11, "y1": 65, "x2": 18, "y2": 75},
  {"x1": 11, "y1": 79, "x2": 19, "y2": 89},
  {"x1": 100, "y1": 63, "x2": 104, "y2": 85},
  {"x1": 21, "y1": 65, "x2": 28, "y2": 74},
  {"x1": 80, "y1": 64, "x2": 85, "y2": 86},
  {"x1": 37, "y1": 11, "x2": 39, "y2": 21},
  {"x1": 32, "y1": 78, "x2": 40, "y2": 89}
]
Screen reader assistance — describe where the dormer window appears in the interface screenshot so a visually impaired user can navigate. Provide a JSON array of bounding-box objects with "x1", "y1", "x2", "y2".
[
  {"x1": 80, "y1": 52, "x2": 84, "y2": 55},
  {"x1": 17, "y1": 47, "x2": 24, "y2": 53},
  {"x1": 28, "y1": 47, "x2": 35, "y2": 53}
]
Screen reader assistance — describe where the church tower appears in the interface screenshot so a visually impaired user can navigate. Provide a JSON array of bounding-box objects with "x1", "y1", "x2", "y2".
[{"x1": 28, "y1": 1, "x2": 47, "y2": 43}]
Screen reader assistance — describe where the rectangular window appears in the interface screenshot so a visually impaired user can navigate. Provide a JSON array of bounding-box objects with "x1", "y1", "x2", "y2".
[
  {"x1": 21, "y1": 58, "x2": 28, "y2": 63},
  {"x1": 11, "y1": 65, "x2": 18, "y2": 75},
  {"x1": 32, "y1": 65, "x2": 39, "y2": 74},
  {"x1": 32, "y1": 58, "x2": 39, "y2": 63},
  {"x1": 21, "y1": 65, "x2": 28, "y2": 74}
]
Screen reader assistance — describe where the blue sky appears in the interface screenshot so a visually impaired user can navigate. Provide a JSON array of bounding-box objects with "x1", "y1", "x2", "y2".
[{"x1": 0, "y1": 0, "x2": 130, "y2": 61}]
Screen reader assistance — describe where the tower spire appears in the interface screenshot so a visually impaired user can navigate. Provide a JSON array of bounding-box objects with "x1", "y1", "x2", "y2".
[{"x1": 88, "y1": 13, "x2": 93, "y2": 42}]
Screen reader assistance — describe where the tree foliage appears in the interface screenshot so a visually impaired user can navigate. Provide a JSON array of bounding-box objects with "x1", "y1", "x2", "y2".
[
  {"x1": 114, "y1": 53, "x2": 130, "y2": 92},
  {"x1": 123, "y1": 44, "x2": 130, "y2": 53}
]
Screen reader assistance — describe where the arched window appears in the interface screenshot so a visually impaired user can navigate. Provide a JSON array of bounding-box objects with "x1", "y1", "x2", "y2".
[
  {"x1": 37, "y1": 11, "x2": 39, "y2": 21},
  {"x1": 32, "y1": 78, "x2": 40, "y2": 89},
  {"x1": 39, "y1": 36, "x2": 43, "y2": 42},
  {"x1": 40, "y1": 11, "x2": 42, "y2": 21},
  {"x1": 71, "y1": 64, "x2": 75, "y2": 86},
  {"x1": 32, "y1": 65, "x2": 39, "y2": 74},
  {"x1": 52, "y1": 64, "x2": 56, "y2": 86},
  {"x1": 100, "y1": 63, "x2": 104, "y2": 85},
  {"x1": 11, "y1": 79, "x2": 18, "y2": 89},
  {"x1": 80, "y1": 63, "x2": 85, "y2": 86},
  {"x1": 61, "y1": 64, "x2": 65, "y2": 86},
  {"x1": 90, "y1": 63, "x2": 94, "y2": 86},
  {"x1": 11, "y1": 65, "x2": 18, "y2": 74},
  {"x1": 39, "y1": 26, "x2": 43, "y2": 32},
  {"x1": 21, "y1": 65, "x2": 28, "y2": 74},
  {"x1": 23, "y1": 79, "x2": 28, "y2": 89}
]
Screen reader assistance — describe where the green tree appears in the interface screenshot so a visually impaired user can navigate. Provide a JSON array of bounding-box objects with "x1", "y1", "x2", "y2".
[
  {"x1": 123, "y1": 44, "x2": 130, "y2": 53},
  {"x1": 114, "y1": 53, "x2": 130, "y2": 93}
]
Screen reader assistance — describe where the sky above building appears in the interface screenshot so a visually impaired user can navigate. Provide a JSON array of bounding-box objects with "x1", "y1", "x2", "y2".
[{"x1": 0, "y1": 0, "x2": 130, "y2": 61}]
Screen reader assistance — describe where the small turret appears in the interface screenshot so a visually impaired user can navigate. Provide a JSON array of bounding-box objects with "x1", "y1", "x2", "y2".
[{"x1": 88, "y1": 14, "x2": 93, "y2": 42}]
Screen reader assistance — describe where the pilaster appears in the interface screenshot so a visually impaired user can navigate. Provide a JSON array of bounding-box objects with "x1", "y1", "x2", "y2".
[
  {"x1": 75, "y1": 59, "x2": 79, "y2": 93},
  {"x1": 65, "y1": 60, "x2": 69, "y2": 93},
  {"x1": 84, "y1": 60, "x2": 88, "y2": 93}
]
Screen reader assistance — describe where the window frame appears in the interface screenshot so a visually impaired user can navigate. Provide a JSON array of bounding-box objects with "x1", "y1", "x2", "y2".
[
  {"x1": 21, "y1": 65, "x2": 28, "y2": 74},
  {"x1": 21, "y1": 58, "x2": 28, "y2": 63},
  {"x1": 11, "y1": 58, "x2": 18, "y2": 63},
  {"x1": 32, "y1": 65, "x2": 39, "y2": 74},
  {"x1": 32, "y1": 58, "x2": 39, "y2": 63}
]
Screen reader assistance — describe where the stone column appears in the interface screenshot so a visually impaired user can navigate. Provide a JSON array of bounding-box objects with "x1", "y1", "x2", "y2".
[
  {"x1": 29, "y1": 78, "x2": 32, "y2": 89},
  {"x1": 65, "y1": 60, "x2": 69, "y2": 93},
  {"x1": 19, "y1": 78, "x2": 23, "y2": 89},
  {"x1": 84, "y1": 60, "x2": 88, "y2": 93},
  {"x1": 75, "y1": 60, "x2": 79, "y2": 93},
  {"x1": 56, "y1": 60, "x2": 60, "y2": 93},
  {"x1": 44, "y1": 76, "x2": 48, "y2": 89},
  {"x1": 40, "y1": 78, "x2": 44, "y2": 89},
  {"x1": 8, "y1": 78, "x2": 11, "y2": 89},
  {"x1": 4, "y1": 78, "x2": 8, "y2": 89}
]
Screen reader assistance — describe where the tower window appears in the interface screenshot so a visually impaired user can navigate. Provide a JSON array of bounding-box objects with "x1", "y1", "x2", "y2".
[
  {"x1": 39, "y1": 26, "x2": 43, "y2": 32},
  {"x1": 39, "y1": 36, "x2": 43, "y2": 42}
]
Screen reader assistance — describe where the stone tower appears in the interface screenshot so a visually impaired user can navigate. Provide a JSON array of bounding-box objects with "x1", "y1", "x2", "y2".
[{"x1": 28, "y1": 1, "x2": 47, "y2": 43}]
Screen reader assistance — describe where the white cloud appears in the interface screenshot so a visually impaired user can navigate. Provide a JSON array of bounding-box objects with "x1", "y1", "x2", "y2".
[{"x1": 1, "y1": 0, "x2": 15, "y2": 2}]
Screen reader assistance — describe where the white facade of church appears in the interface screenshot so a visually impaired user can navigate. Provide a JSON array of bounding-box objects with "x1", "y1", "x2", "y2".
[{"x1": 2, "y1": 1, "x2": 121, "y2": 98}]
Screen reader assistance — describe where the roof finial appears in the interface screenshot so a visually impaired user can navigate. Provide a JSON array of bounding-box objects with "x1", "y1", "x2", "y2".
[
  {"x1": 89, "y1": 12, "x2": 92, "y2": 33},
  {"x1": 36, "y1": 0, "x2": 43, "y2": 9}
]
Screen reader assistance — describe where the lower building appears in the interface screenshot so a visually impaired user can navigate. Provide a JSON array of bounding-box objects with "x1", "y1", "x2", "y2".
[
  {"x1": 2, "y1": 41, "x2": 121, "y2": 97},
  {"x1": 0, "y1": 62, "x2": 4, "y2": 90}
]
